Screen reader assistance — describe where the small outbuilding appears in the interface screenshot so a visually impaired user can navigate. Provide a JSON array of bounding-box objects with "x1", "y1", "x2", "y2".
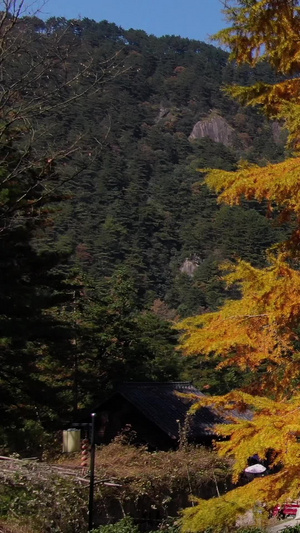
[{"x1": 93, "y1": 381, "x2": 225, "y2": 450}]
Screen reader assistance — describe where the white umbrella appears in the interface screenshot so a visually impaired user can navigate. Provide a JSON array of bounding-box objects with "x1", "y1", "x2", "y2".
[{"x1": 245, "y1": 464, "x2": 266, "y2": 474}]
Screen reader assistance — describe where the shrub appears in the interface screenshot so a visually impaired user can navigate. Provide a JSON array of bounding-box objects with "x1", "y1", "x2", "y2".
[
  {"x1": 92, "y1": 516, "x2": 181, "y2": 532},
  {"x1": 1, "y1": 443, "x2": 229, "y2": 532},
  {"x1": 236, "y1": 529, "x2": 265, "y2": 533},
  {"x1": 91, "y1": 516, "x2": 140, "y2": 533}
]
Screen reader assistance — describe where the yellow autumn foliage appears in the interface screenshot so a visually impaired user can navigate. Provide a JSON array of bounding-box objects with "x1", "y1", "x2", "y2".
[
  {"x1": 179, "y1": 255, "x2": 300, "y2": 395},
  {"x1": 215, "y1": 1, "x2": 300, "y2": 149},
  {"x1": 203, "y1": 158, "x2": 300, "y2": 217},
  {"x1": 188, "y1": 391, "x2": 300, "y2": 481},
  {"x1": 178, "y1": 1, "x2": 300, "y2": 531},
  {"x1": 182, "y1": 472, "x2": 297, "y2": 533},
  {"x1": 215, "y1": 0, "x2": 300, "y2": 75}
]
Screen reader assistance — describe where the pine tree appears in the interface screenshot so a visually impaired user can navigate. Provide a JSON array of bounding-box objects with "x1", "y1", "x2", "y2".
[{"x1": 0, "y1": 2, "x2": 127, "y2": 452}]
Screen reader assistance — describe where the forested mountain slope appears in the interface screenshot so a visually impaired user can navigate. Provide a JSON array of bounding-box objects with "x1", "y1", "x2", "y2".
[
  {"x1": 37, "y1": 17, "x2": 287, "y2": 317},
  {"x1": 0, "y1": 12, "x2": 291, "y2": 451}
]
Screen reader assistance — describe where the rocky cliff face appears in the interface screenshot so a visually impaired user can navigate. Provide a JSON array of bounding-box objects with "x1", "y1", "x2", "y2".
[
  {"x1": 180, "y1": 258, "x2": 200, "y2": 277},
  {"x1": 189, "y1": 113, "x2": 234, "y2": 147}
]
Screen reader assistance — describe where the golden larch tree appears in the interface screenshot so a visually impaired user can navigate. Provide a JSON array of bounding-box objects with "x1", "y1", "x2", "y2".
[{"x1": 178, "y1": 1, "x2": 300, "y2": 531}]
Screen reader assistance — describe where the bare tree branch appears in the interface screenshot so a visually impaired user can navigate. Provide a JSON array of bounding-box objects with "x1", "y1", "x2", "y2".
[{"x1": 0, "y1": 1, "x2": 129, "y2": 235}]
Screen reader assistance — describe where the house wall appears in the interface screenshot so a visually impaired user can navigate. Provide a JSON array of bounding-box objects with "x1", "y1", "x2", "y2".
[{"x1": 96, "y1": 394, "x2": 177, "y2": 450}]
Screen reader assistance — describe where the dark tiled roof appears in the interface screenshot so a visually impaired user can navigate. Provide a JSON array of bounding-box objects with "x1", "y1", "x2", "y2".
[{"x1": 114, "y1": 381, "x2": 225, "y2": 440}]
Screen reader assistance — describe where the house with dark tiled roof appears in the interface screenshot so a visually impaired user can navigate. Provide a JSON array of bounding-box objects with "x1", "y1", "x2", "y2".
[{"x1": 93, "y1": 382, "x2": 227, "y2": 450}]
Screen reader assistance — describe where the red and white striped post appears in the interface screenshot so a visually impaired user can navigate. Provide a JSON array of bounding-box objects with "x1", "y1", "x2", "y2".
[{"x1": 81, "y1": 438, "x2": 89, "y2": 473}]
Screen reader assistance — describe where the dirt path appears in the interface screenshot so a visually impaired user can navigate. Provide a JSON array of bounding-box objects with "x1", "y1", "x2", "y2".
[{"x1": 268, "y1": 518, "x2": 300, "y2": 532}]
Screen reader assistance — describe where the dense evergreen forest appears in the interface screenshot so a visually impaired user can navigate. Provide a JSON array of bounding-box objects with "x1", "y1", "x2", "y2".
[
  {"x1": 41, "y1": 18, "x2": 288, "y2": 314},
  {"x1": 0, "y1": 11, "x2": 290, "y2": 453}
]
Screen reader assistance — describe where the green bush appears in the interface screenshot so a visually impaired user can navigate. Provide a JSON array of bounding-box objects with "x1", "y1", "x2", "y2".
[
  {"x1": 92, "y1": 517, "x2": 140, "y2": 533},
  {"x1": 92, "y1": 516, "x2": 181, "y2": 533},
  {"x1": 92, "y1": 519, "x2": 268, "y2": 533},
  {"x1": 236, "y1": 529, "x2": 265, "y2": 533},
  {"x1": 0, "y1": 484, "x2": 31, "y2": 517},
  {"x1": 149, "y1": 517, "x2": 181, "y2": 532},
  {"x1": 0, "y1": 474, "x2": 88, "y2": 533}
]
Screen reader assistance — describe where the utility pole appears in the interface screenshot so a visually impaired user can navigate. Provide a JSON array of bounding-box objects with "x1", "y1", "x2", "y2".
[
  {"x1": 88, "y1": 413, "x2": 96, "y2": 532},
  {"x1": 72, "y1": 289, "x2": 78, "y2": 415}
]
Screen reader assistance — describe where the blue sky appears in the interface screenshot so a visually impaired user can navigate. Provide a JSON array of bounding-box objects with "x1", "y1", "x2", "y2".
[{"x1": 36, "y1": 0, "x2": 227, "y2": 42}]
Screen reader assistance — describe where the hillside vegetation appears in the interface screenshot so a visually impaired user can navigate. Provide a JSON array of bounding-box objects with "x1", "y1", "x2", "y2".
[
  {"x1": 0, "y1": 9, "x2": 290, "y2": 452},
  {"x1": 41, "y1": 17, "x2": 288, "y2": 315}
]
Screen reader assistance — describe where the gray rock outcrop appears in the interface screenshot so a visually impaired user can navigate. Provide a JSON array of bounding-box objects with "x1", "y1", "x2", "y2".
[
  {"x1": 189, "y1": 113, "x2": 234, "y2": 147},
  {"x1": 180, "y1": 258, "x2": 200, "y2": 277}
]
